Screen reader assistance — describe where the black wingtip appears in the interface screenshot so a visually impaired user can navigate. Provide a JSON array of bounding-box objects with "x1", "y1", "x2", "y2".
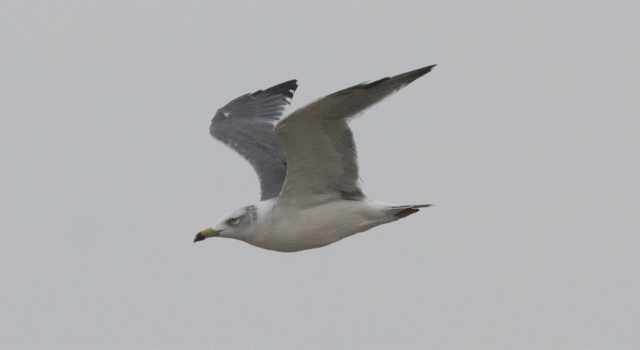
[
  {"x1": 395, "y1": 64, "x2": 437, "y2": 82},
  {"x1": 341, "y1": 64, "x2": 437, "y2": 93},
  {"x1": 260, "y1": 79, "x2": 298, "y2": 99}
]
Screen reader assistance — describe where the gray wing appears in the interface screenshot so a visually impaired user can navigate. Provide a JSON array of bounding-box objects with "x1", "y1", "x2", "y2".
[
  {"x1": 274, "y1": 65, "x2": 435, "y2": 207},
  {"x1": 210, "y1": 80, "x2": 298, "y2": 201}
]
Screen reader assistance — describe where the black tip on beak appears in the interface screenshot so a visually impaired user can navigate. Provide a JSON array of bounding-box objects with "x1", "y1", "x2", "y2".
[{"x1": 194, "y1": 232, "x2": 205, "y2": 243}]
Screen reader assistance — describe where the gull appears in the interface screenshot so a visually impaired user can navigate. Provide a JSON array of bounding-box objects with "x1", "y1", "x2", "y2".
[{"x1": 195, "y1": 65, "x2": 435, "y2": 252}]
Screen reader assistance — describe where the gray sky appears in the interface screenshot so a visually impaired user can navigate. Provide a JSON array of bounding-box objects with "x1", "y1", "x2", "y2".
[{"x1": 1, "y1": 1, "x2": 638, "y2": 349}]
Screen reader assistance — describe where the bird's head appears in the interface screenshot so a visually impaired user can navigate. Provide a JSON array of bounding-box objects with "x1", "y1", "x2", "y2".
[{"x1": 194, "y1": 205, "x2": 258, "y2": 243}]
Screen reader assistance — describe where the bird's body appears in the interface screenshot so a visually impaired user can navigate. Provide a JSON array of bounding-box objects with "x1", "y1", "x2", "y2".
[
  {"x1": 229, "y1": 199, "x2": 413, "y2": 252},
  {"x1": 195, "y1": 65, "x2": 435, "y2": 252}
]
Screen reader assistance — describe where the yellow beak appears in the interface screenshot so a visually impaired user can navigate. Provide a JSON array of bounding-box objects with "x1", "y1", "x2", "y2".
[{"x1": 194, "y1": 227, "x2": 219, "y2": 243}]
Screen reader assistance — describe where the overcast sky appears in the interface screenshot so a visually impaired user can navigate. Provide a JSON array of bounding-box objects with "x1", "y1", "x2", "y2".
[{"x1": 1, "y1": 1, "x2": 638, "y2": 349}]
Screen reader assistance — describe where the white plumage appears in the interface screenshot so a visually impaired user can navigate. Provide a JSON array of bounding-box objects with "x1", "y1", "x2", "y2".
[{"x1": 195, "y1": 65, "x2": 435, "y2": 252}]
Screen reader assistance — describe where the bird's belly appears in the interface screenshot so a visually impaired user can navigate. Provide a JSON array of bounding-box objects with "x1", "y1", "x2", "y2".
[{"x1": 249, "y1": 200, "x2": 393, "y2": 252}]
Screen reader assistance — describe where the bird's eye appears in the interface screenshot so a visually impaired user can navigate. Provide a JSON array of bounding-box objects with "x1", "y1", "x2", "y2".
[{"x1": 227, "y1": 218, "x2": 238, "y2": 224}]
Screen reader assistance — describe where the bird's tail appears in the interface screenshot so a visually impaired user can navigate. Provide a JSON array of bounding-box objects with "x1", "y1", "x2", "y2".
[{"x1": 388, "y1": 204, "x2": 433, "y2": 218}]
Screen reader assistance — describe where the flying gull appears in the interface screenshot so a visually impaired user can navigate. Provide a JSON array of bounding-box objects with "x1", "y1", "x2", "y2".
[{"x1": 195, "y1": 65, "x2": 435, "y2": 252}]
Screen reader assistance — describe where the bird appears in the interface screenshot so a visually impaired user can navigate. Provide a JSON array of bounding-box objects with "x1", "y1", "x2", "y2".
[{"x1": 194, "y1": 65, "x2": 435, "y2": 252}]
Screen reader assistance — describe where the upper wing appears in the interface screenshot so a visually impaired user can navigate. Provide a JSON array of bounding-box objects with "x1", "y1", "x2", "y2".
[
  {"x1": 274, "y1": 65, "x2": 435, "y2": 207},
  {"x1": 210, "y1": 80, "x2": 298, "y2": 201}
]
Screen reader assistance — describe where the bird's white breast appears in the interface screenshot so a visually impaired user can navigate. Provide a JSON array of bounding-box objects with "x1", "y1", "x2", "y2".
[{"x1": 246, "y1": 199, "x2": 397, "y2": 252}]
